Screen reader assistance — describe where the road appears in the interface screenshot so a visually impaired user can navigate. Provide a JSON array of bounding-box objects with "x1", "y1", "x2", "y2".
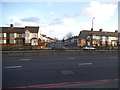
[{"x1": 2, "y1": 54, "x2": 119, "y2": 88}]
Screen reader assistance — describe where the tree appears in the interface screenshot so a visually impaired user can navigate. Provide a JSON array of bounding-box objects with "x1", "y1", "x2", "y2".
[
  {"x1": 54, "y1": 37, "x2": 58, "y2": 42},
  {"x1": 65, "y1": 32, "x2": 73, "y2": 39}
]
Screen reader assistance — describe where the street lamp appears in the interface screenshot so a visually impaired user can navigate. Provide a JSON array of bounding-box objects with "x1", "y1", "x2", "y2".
[
  {"x1": 90, "y1": 17, "x2": 95, "y2": 47},
  {"x1": 91, "y1": 17, "x2": 95, "y2": 31}
]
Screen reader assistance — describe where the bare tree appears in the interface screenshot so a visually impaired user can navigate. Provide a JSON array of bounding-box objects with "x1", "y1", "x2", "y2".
[
  {"x1": 54, "y1": 37, "x2": 59, "y2": 42},
  {"x1": 65, "y1": 32, "x2": 73, "y2": 39}
]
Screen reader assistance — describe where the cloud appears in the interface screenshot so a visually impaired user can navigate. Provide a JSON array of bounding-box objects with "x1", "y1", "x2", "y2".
[
  {"x1": 20, "y1": 16, "x2": 40, "y2": 23},
  {"x1": 14, "y1": 22, "x2": 23, "y2": 26},
  {"x1": 49, "y1": 17, "x2": 74, "y2": 26},
  {"x1": 49, "y1": 18, "x2": 64, "y2": 25},
  {"x1": 64, "y1": 1, "x2": 117, "y2": 22},
  {"x1": 44, "y1": 15, "x2": 91, "y2": 39},
  {"x1": 9, "y1": 16, "x2": 40, "y2": 27},
  {"x1": 6, "y1": 2, "x2": 117, "y2": 40},
  {"x1": 86, "y1": 2, "x2": 117, "y2": 21},
  {"x1": 41, "y1": 20, "x2": 90, "y2": 40}
]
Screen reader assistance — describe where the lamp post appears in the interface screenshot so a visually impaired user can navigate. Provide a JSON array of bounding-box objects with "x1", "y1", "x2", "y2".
[
  {"x1": 90, "y1": 17, "x2": 95, "y2": 46},
  {"x1": 91, "y1": 17, "x2": 95, "y2": 31}
]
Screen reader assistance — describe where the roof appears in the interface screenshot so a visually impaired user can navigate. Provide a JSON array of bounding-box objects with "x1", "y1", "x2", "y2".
[
  {"x1": 25, "y1": 26, "x2": 39, "y2": 33},
  {"x1": 0, "y1": 26, "x2": 39, "y2": 33},
  {"x1": 41, "y1": 34, "x2": 47, "y2": 37},
  {"x1": 79, "y1": 30, "x2": 119, "y2": 39}
]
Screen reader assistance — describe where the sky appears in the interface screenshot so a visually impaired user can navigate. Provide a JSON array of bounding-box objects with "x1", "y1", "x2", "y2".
[{"x1": 0, "y1": 0, "x2": 119, "y2": 40}]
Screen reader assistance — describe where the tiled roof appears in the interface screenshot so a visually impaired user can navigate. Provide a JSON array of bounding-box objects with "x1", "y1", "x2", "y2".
[
  {"x1": 25, "y1": 26, "x2": 39, "y2": 33},
  {"x1": 0, "y1": 26, "x2": 39, "y2": 33},
  {"x1": 41, "y1": 34, "x2": 47, "y2": 37},
  {"x1": 79, "y1": 30, "x2": 119, "y2": 39}
]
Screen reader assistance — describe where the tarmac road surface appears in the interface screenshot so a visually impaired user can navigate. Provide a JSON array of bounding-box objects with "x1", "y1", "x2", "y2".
[{"x1": 2, "y1": 54, "x2": 119, "y2": 88}]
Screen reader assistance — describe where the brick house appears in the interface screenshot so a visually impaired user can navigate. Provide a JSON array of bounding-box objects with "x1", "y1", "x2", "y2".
[
  {"x1": 0, "y1": 24, "x2": 40, "y2": 45},
  {"x1": 78, "y1": 29, "x2": 119, "y2": 47}
]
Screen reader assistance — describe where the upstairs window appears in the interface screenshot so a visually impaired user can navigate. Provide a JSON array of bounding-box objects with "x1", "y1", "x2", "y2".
[
  {"x1": 34, "y1": 33, "x2": 38, "y2": 38},
  {"x1": 99, "y1": 36, "x2": 102, "y2": 40},
  {"x1": 25, "y1": 30, "x2": 30, "y2": 37},
  {"x1": 26, "y1": 33, "x2": 29, "y2": 37},
  {"x1": 22, "y1": 34, "x2": 25, "y2": 37},
  {"x1": 10, "y1": 33, "x2": 14, "y2": 38},
  {"x1": 0, "y1": 33, "x2": 4, "y2": 37}
]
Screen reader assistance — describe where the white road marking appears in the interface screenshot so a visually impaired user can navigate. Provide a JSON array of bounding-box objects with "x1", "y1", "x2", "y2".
[
  {"x1": 67, "y1": 58, "x2": 76, "y2": 60},
  {"x1": 4, "y1": 66, "x2": 22, "y2": 69},
  {"x1": 61, "y1": 70, "x2": 74, "y2": 75},
  {"x1": 109, "y1": 57, "x2": 118, "y2": 59},
  {"x1": 20, "y1": 59, "x2": 31, "y2": 61},
  {"x1": 78, "y1": 63, "x2": 93, "y2": 66}
]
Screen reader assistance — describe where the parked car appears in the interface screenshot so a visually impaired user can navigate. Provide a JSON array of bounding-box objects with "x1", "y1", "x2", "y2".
[{"x1": 82, "y1": 46, "x2": 96, "y2": 50}]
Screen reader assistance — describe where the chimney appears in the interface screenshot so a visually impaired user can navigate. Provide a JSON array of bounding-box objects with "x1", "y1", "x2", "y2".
[
  {"x1": 91, "y1": 28, "x2": 93, "y2": 31},
  {"x1": 99, "y1": 29, "x2": 102, "y2": 32},
  {"x1": 115, "y1": 30, "x2": 118, "y2": 33},
  {"x1": 10, "y1": 24, "x2": 14, "y2": 28}
]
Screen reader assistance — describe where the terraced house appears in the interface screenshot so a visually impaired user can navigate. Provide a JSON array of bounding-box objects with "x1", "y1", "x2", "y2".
[
  {"x1": 78, "y1": 29, "x2": 119, "y2": 47},
  {"x1": 0, "y1": 24, "x2": 41, "y2": 45}
]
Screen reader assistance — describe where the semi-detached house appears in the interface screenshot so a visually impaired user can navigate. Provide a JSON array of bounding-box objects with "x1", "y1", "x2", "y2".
[
  {"x1": 0, "y1": 24, "x2": 41, "y2": 45},
  {"x1": 78, "y1": 29, "x2": 119, "y2": 47}
]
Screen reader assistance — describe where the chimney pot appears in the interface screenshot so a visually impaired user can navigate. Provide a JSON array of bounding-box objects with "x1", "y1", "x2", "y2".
[
  {"x1": 10, "y1": 24, "x2": 14, "y2": 28},
  {"x1": 115, "y1": 30, "x2": 118, "y2": 33},
  {"x1": 91, "y1": 28, "x2": 93, "y2": 31},
  {"x1": 99, "y1": 29, "x2": 102, "y2": 32}
]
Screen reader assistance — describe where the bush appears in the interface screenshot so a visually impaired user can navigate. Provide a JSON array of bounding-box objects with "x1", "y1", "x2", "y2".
[{"x1": 2, "y1": 45, "x2": 43, "y2": 51}]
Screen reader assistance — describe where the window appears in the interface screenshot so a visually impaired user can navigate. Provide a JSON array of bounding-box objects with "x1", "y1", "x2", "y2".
[
  {"x1": 0, "y1": 33, "x2": 4, "y2": 37},
  {"x1": 10, "y1": 33, "x2": 14, "y2": 38},
  {"x1": 22, "y1": 34, "x2": 25, "y2": 37},
  {"x1": 4, "y1": 40, "x2": 6, "y2": 44},
  {"x1": 16, "y1": 39, "x2": 23, "y2": 44},
  {"x1": 32, "y1": 33, "x2": 38, "y2": 38},
  {"x1": 102, "y1": 36, "x2": 106, "y2": 41},
  {"x1": 99, "y1": 36, "x2": 102, "y2": 40},
  {"x1": 0, "y1": 40, "x2": 6, "y2": 44},
  {"x1": 92, "y1": 41, "x2": 96, "y2": 44},
  {"x1": 0, "y1": 40, "x2": 3, "y2": 44},
  {"x1": 26, "y1": 33, "x2": 29, "y2": 37},
  {"x1": 102, "y1": 41, "x2": 106, "y2": 44},
  {"x1": 19, "y1": 34, "x2": 22, "y2": 37},
  {"x1": 16, "y1": 34, "x2": 23, "y2": 37},
  {"x1": 87, "y1": 36, "x2": 91, "y2": 42},
  {"x1": 34, "y1": 33, "x2": 38, "y2": 38},
  {"x1": 25, "y1": 30, "x2": 30, "y2": 37},
  {"x1": 115, "y1": 37, "x2": 118, "y2": 40},
  {"x1": 96, "y1": 36, "x2": 99, "y2": 39},
  {"x1": 10, "y1": 40, "x2": 14, "y2": 43},
  {"x1": 92, "y1": 35, "x2": 96, "y2": 39},
  {"x1": 0, "y1": 33, "x2": 2, "y2": 37}
]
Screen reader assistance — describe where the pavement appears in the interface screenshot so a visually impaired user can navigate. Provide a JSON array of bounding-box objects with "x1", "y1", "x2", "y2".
[{"x1": 2, "y1": 54, "x2": 119, "y2": 88}]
